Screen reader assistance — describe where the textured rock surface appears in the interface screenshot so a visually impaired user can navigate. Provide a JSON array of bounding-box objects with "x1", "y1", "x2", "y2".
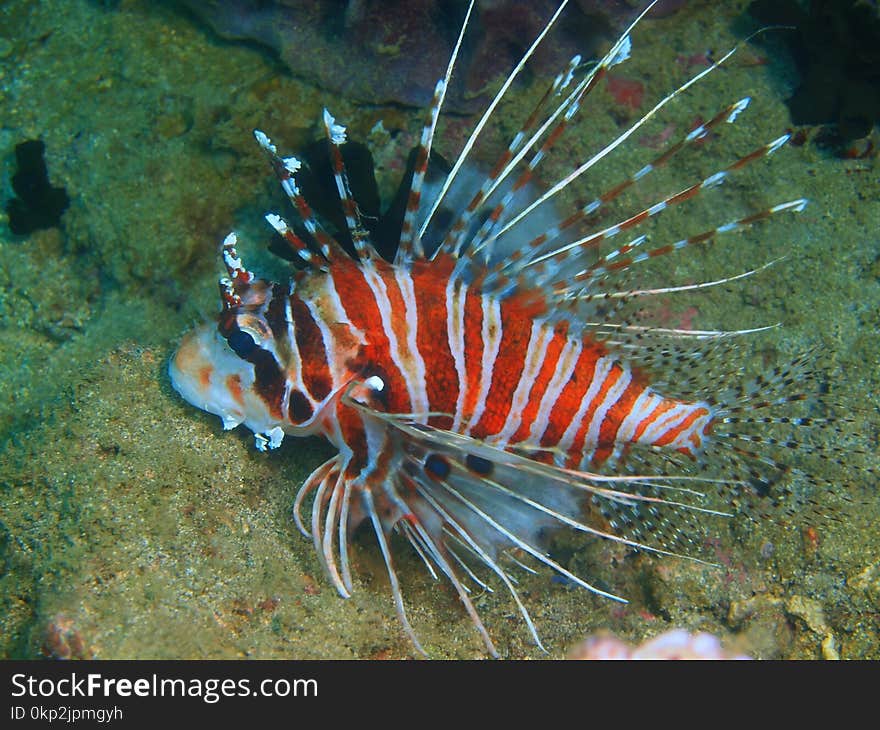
[{"x1": 176, "y1": 0, "x2": 687, "y2": 109}]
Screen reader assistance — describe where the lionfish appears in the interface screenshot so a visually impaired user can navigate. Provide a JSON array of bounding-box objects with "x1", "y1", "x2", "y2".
[{"x1": 169, "y1": 0, "x2": 833, "y2": 656}]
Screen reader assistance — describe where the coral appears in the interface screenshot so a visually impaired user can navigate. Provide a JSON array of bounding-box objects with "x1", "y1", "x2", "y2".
[
  {"x1": 568, "y1": 629, "x2": 751, "y2": 660},
  {"x1": 41, "y1": 615, "x2": 91, "y2": 660}
]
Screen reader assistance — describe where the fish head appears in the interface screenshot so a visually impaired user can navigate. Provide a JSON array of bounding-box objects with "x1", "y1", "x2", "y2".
[{"x1": 169, "y1": 274, "x2": 292, "y2": 444}]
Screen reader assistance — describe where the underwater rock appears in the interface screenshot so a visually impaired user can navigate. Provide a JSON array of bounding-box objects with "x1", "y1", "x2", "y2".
[
  {"x1": 748, "y1": 0, "x2": 880, "y2": 144},
  {"x1": 175, "y1": 0, "x2": 685, "y2": 110}
]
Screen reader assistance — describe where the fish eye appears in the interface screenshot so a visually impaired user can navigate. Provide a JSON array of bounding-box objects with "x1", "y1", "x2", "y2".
[{"x1": 227, "y1": 328, "x2": 259, "y2": 358}]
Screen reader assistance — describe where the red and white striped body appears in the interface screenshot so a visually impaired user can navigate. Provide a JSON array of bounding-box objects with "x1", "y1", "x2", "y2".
[
  {"x1": 169, "y1": 0, "x2": 819, "y2": 657},
  {"x1": 173, "y1": 252, "x2": 714, "y2": 481},
  {"x1": 324, "y1": 255, "x2": 713, "y2": 467}
]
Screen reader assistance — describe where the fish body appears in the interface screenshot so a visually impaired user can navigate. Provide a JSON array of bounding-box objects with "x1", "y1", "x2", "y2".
[
  {"x1": 173, "y1": 250, "x2": 712, "y2": 468},
  {"x1": 169, "y1": 1, "x2": 824, "y2": 656}
]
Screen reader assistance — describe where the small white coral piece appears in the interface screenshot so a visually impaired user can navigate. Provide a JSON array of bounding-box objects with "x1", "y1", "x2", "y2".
[{"x1": 568, "y1": 629, "x2": 751, "y2": 660}]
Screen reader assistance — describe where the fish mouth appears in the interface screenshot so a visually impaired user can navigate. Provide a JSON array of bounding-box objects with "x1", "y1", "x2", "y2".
[{"x1": 168, "y1": 324, "x2": 246, "y2": 430}]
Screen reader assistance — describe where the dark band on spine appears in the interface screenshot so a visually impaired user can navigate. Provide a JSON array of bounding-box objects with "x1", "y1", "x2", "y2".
[
  {"x1": 291, "y1": 295, "x2": 333, "y2": 401},
  {"x1": 288, "y1": 389, "x2": 314, "y2": 423}
]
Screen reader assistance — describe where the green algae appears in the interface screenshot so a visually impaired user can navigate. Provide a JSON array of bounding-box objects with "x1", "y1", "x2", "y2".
[{"x1": 0, "y1": 0, "x2": 877, "y2": 659}]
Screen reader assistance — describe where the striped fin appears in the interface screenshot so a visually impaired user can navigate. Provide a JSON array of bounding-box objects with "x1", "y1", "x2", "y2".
[
  {"x1": 218, "y1": 232, "x2": 254, "y2": 309},
  {"x1": 463, "y1": 58, "x2": 587, "y2": 263},
  {"x1": 321, "y1": 109, "x2": 371, "y2": 258},
  {"x1": 480, "y1": 34, "x2": 758, "y2": 256},
  {"x1": 522, "y1": 133, "x2": 796, "y2": 285},
  {"x1": 498, "y1": 97, "x2": 752, "y2": 276},
  {"x1": 396, "y1": 0, "x2": 476, "y2": 262},
  {"x1": 434, "y1": 1, "x2": 656, "y2": 262},
  {"x1": 367, "y1": 401, "x2": 728, "y2": 560},
  {"x1": 438, "y1": 53, "x2": 584, "y2": 260},
  {"x1": 253, "y1": 129, "x2": 347, "y2": 262},
  {"x1": 264, "y1": 213, "x2": 325, "y2": 272},
  {"x1": 557, "y1": 197, "x2": 808, "y2": 299},
  {"x1": 419, "y1": 0, "x2": 576, "y2": 242},
  {"x1": 330, "y1": 382, "x2": 734, "y2": 652},
  {"x1": 396, "y1": 80, "x2": 446, "y2": 262}
]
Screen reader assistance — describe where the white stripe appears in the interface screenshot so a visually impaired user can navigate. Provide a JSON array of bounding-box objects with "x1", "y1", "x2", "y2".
[
  {"x1": 253, "y1": 130, "x2": 276, "y2": 153},
  {"x1": 580, "y1": 366, "x2": 632, "y2": 464},
  {"x1": 316, "y1": 275, "x2": 366, "y2": 383},
  {"x1": 672, "y1": 408, "x2": 713, "y2": 451},
  {"x1": 767, "y1": 134, "x2": 790, "y2": 155},
  {"x1": 491, "y1": 320, "x2": 552, "y2": 445},
  {"x1": 701, "y1": 171, "x2": 727, "y2": 189},
  {"x1": 557, "y1": 355, "x2": 614, "y2": 454},
  {"x1": 667, "y1": 413, "x2": 710, "y2": 451},
  {"x1": 686, "y1": 125, "x2": 707, "y2": 142},
  {"x1": 394, "y1": 268, "x2": 430, "y2": 417},
  {"x1": 654, "y1": 402, "x2": 713, "y2": 451},
  {"x1": 358, "y1": 413, "x2": 388, "y2": 483},
  {"x1": 727, "y1": 96, "x2": 750, "y2": 122},
  {"x1": 583, "y1": 199, "x2": 601, "y2": 215},
  {"x1": 283, "y1": 285, "x2": 307, "y2": 409},
  {"x1": 360, "y1": 264, "x2": 426, "y2": 416},
  {"x1": 322, "y1": 109, "x2": 347, "y2": 145},
  {"x1": 604, "y1": 224, "x2": 621, "y2": 238},
  {"x1": 639, "y1": 402, "x2": 691, "y2": 444},
  {"x1": 527, "y1": 335, "x2": 583, "y2": 443},
  {"x1": 448, "y1": 274, "x2": 469, "y2": 432},
  {"x1": 615, "y1": 387, "x2": 662, "y2": 444},
  {"x1": 465, "y1": 295, "x2": 503, "y2": 435},
  {"x1": 633, "y1": 164, "x2": 653, "y2": 181},
  {"x1": 260, "y1": 284, "x2": 316, "y2": 427},
  {"x1": 771, "y1": 198, "x2": 808, "y2": 214}
]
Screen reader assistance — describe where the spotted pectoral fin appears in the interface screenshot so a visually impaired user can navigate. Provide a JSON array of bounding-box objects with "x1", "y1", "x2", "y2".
[
  {"x1": 384, "y1": 400, "x2": 729, "y2": 563},
  {"x1": 317, "y1": 383, "x2": 724, "y2": 654},
  {"x1": 355, "y1": 405, "x2": 657, "y2": 580}
]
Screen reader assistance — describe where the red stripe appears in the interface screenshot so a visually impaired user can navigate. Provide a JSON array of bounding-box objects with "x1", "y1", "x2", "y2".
[
  {"x1": 460, "y1": 279, "x2": 485, "y2": 425},
  {"x1": 290, "y1": 294, "x2": 332, "y2": 401},
  {"x1": 469, "y1": 299, "x2": 535, "y2": 438},
  {"x1": 564, "y1": 363, "x2": 624, "y2": 467},
  {"x1": 335, "y1": 402, "x2": 367, "y2": 472},
  {"x1": 539, "y1": 340, "x2": 603, "y2": 449},
  {"x1": 450, "y1": 282, "x2": 552, "y2": 437},
  {"x1": 412, "y1": 256, "x2": 458, "y2": 428},
  {"x1": 591, "y1": 376, "x2": 645, "y2": 465},
  {"x1": 652, "y1": 405, "x2": 710, "y2": 449},
  {"x1": 329, "y1": 258, "x2": 411, "y2": 414},
  {"x1": 510, "y1": 320, "x2": 569, "y2": 443},
  {"x1": 631, "y1": 399, "x2": 676, "y2": 442}
]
